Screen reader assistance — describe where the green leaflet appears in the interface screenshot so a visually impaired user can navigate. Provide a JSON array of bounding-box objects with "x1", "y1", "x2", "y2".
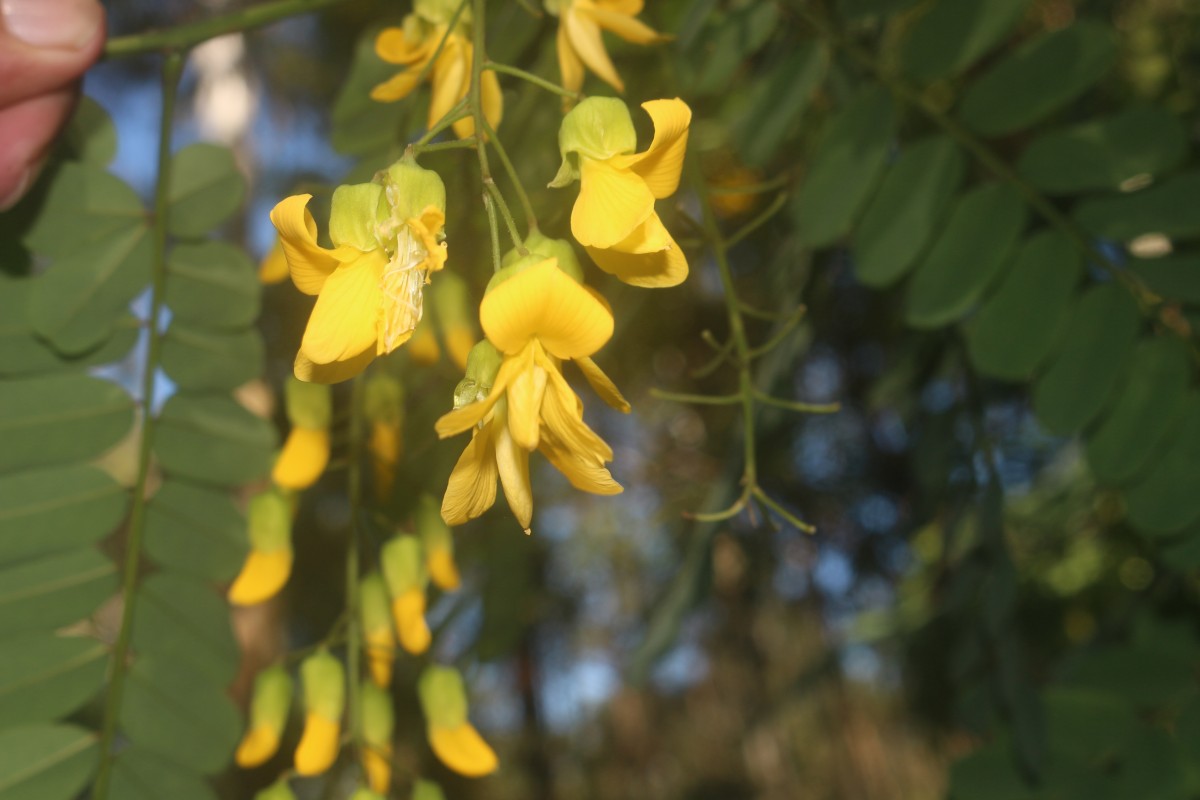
[
  {"x1": 0, "y1": 635, "x2": 107, "y2": 727},
  {"x1": 0, "y1": 548, "x2": 117, "y2": 639},
  {"x1": 0, "y1": 724, "x2": 98, "y2": 800},
  {"x1": 165, "y1": 242, "x2": 260, "y2": 330},
  {"x1": 0, "y1": 464, "x2": 128, "y2": 563},
  {"x1": 143, "y1": 480, "x2": 247, "y2": 582},
  {"x1": 1124, "y1": 393, "x2": 1200, "y2": 535},
  {"x1": 961, "y1": 20, "x2": 1117, "y2": 137},
  {"x1": 0, "y1": 374, "x2": 134, "y2": 475},
  {"x1": 60, "y1": 97, "x2": 117, "y2": 167},
  {"x1": 1075, "y1": 171, "x2": 1200, "y2": 242},
  {"x1": 1031, "y1": 284, "x2": 1140, "y2": 436},
  {"x1": 108, "y1": 748, "x2": 218, "y2": 800},
  {"x1": 965, "y1": 232, "x2": 1081, "y2": 381},
  {"x1": 732, "y1": 43, "x2": 826, "y2": 168},
  {"x1": 1085, "y1": 337, "x2": 1191, "y2": 486},
  {"x1": 167, "y1": 144, "x2": 246, "y2": 238},
  {"x1": 901, "y1": 0, "x2": 1028, "y2": 83},
  {"x1": 332, "y1": 26, "x2": 412, "y2": 156},
  {"x1": 22, "y1": 163, "x2": 144, "y2": 258},
  {"x1": 1130, "y1": 255, "x2": 1200, "y2": 305},
  {"x1": 160, "y1": 323, "x2": 265, "y2": 392},
  {"x1": 1017, "y1": 106, "x2": 1187, "y2": 195},
  {"x1": 794, "y1": 87, "x2": 896, "y2": 248},
  {"x1": 853, "y1": 136, "x2": 965, "y2": 288},
  {"x1": 904, "y1": 183, "x2": 1027, "y2": 328},
  {"x1": 691, "y1": 3, "x2": 779, "y2": 95},
  {"x1": 155, "y1": 394, "x2": 275, "y2": 486},
  {"x1": 131, "y1": 573, "x2": 240, "y2": 687}
]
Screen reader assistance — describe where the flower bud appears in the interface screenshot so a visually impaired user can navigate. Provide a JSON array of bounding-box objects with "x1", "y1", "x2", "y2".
[
  {"x1": 329, "y1": 183, "x2": 387, "y2": 251},
  {"x1": 452, "y1": 341, "x2": 502, "y2": 410},
  {"x1": 236, "y1": 665, "x2": 294, "y2": 768},
  {"x1": 417, "y1": 494, "x2": 460, "y2": 591},
  {"x1": 360, "y1": 682, "x2": 395, "y2": 794},
  {"x1": 285, "y1": 376, "x2": 333, "y2": 430},
  {"x1": 253, "y1": 779, "x2": 298, "y2": 800},
  {"x1": 295, "y1": 651, "x2": 344, "y2": 776},
  {"x1": 412, "y1": 780, "x2": 448, "y2": 800},
  {"x1": 228, "y1": 488, "x2": 294, "y2": 606},
  {"x1": 365, "y1": 373, "x2": 406, "y2": 500},
  {"x1": 418, "y1": 665, "x2": 498, "y2": 777},
  {"x1": 359, "y1": 572, "x2": 396, "y2": 687},
  {"x1": 549, "y1": 97, "x2": 635, "y2": 188},
  {"x1": 382, "y1": 535, "x2": 431, "y2": 654}
]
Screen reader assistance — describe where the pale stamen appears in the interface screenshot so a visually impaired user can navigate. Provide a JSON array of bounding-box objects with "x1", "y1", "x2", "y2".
[{"x1": 380, "y1": 224, "x2": 430, "y2": 353}]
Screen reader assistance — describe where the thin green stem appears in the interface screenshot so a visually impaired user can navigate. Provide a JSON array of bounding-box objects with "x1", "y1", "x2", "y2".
[
  {"x1": 753, "y1": 392, "x2": 840, "y2": 415},
  {"x1": 706, "y1": 173, "x2": 793, "y2": 196},
  {"x1": 91, "y1": 51, "x2": 184, "y2": 800},
  {"x1": 482, "y1": 191, "x2": 502, "y2": 272},
  {"x1": 487, "y1": 178, "x2": 525, "y2": 251},
  {"x1": 415, "y1": 100, "x2": 470, "y2": 146},
  {"x1": 484, "y1": 61, "x2": 581, "y2": 101},
  {"x1": 345, "y1": 374, "x2": 366, "y2": 768},
  {"x1": 470, "y1": 0, "x2": 517, "y2": 269},
  {"x1": 412, "y1": 0, "x2": 471, "y2": 89},
  {"x1": 725, "y1": 191, "x2": 789, "y2": 249},
  {"x1": 104, "y1": 0, "x2": 354, "y2": 57},
  {"x1": 411, "y1": 137, "x2": 478, "y2": 155},
  {"x1": 481, "y1": 118, "x2": 538, "y2": 234},
  {"x1": 752, "y1": 487, "x2": 815, "y2": 534},
  {"x1": 747, "y1": 305, "x2": 806, "y2": 359},
  {"x1": 650, "y1": 388, "x2": 742, "y2": 406}
]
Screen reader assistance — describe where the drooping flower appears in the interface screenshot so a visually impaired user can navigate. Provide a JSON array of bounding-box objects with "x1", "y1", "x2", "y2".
[
  {"x1": 228, "y1": 488, "x2": 294, "y2": 606},
  {"x1": 370, "y1": 0, "x2": 502, "y2": 140},
  {"x1": 547, "y1": 0, "x2": 670, "y2": 94},
  {"x1": 272, "y1": 378, "x2": 332, "y2": 490},
  {"x1": 417, "y1": 494, "x2": 461, "y2": 591},
  {"x1": 359, "y1": 572, "x2": 396, "y2": 688},
  {"x1": 382, "y1": 535, "x2": 431, "y2": 655},
  {"x1": 271, "y1": 159, "x2": 447, "y2": 383},
  {"x1": 295, "y1": 650, "x2": 345, "y2": 776},
  {"x1": 360, "y1": 683, "x2": 395, "y2": 795},
  {"x1": 550, "y1": 97, "x2": 691, "y2": 288},
  {"x1": 436, "y1": 257, "x2": 626, "y2": 532},
  {"x1": 418, "y1": 665, "x2": 499, "y2": 777},
  {"x1": 236, "y1": 665, "x2": 294, "y2": 768}
]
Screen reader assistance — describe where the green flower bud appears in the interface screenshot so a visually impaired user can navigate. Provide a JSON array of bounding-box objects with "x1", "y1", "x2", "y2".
[
  {"x1": 248, "y1": 487, "x2": 292, "y2": 553},
  {"x1": 412, "y1": 780, "x2": 448, "y2": 800},
  {"x1": 359, "y1": 572, "x2": 393, "y2": 636},
  {"x1": 360, "y1": 682, "x2": 395, "y2": 746},
  {"x1": 329, "y1": 183, "x2": 386, "y2": 251},
  {"x1": 350, "y1": 791, "x2": 387, "y2": 800},
  {"x1": 254, "y1": 779, "x2": 298, "y2": 800},
  {"x1": 416, "y1": 0, "x2": 471, "y2": 27},
  {"x1": 502, "y1": 231, "x2": 584, "y2": 283},
  {"x1": 418, "y1": 665, "x2": 468, "y2": 729},
  {"x1": 452, "y1": 341, "x2": 502, "y2": 409},
  {"x1": 381, "y1": 535, "x2": 426, "y2": 595},
  {"x1": 301, "y1": 650, "x2": 345, "y2": 722},
  {"x1": 541, "y1": 0, "x2": 565, "y2": 17},
  {"x1": 417, "y1": 494, "x2": 452, "y2": 552},
  {"x1": 364, "y1": 372, "x2": 405, "y2": 427},
  {"x1": 248, "y1": 664, "x2": 294, "y2": 736},
  {"x1": 379, "y1": 158, "x2": 447, "y2": 225},
  {"x1": 549, "y1": 97, "x2": 636, "y2": 188},
  {"x1": 284, "y1": 376, "x2": 332, "y2": 430}
]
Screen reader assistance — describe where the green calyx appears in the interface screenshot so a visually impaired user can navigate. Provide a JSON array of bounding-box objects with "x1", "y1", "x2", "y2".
[
  {"x1": 418, "y1": 665, "x2": 469, "y2": 729},
  {"x1": 359, "y1": 571, "x2": 393, "y2": 634},
  {"x1": 254, "y1": 780, "x2": 298, "y2": 800},
  {"x1": 412, "y1": 780, "x2": 448, "y2": 800},
  {"x1": 301, "y1": 649, "x2": 345, "y2": 721},
  {"x1": 329, "y1": 183, "x2": 386, "y2": 251},
  {"x1": 379, "y1": 157, "x2": 446, "y2": 227},
  {"x1": 360, "y1": 682, "x2": 395, "y2": 745},
  {"x1": 549, "y1": 97, "x2": 636, "y2": 188},
  {"x1": 502, "y1": 231, "x2": 584, "y2": 283},
  {"x1": 417, "y1": 494, "x2": 454, "y2": 552},
  {"x1": 381, "y1": 534, "x2": 427, "y2": 594},
  {"x1": 364, "y1": 372, "x2": 405, "y2": 426},
  {"x1": 285, "y1": 376, "x2": 332, "y2": 430},
  {"x1": 452, "y1": 340, "x2": 502, "y2": 409},
  {"x1": 249, "y1": 664, "x2": 294, "y2": 733},
  {"x1": 249, "y1": 487, "x2": 293, "y2": 554}
]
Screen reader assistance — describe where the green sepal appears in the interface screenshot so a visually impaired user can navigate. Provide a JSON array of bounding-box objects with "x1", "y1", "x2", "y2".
[
  {"x1": 364, "y1": 372, "x2": 405, "y2": 426},
  {"x1": 329, "y1": 183, "x2": 386, "y2": 251},
  {"x1": 301, "y1": 650, "x2": 345, "y2": 721},
  {"x1": 418, "y1": 665, "x2": 468, "y2": 729},
  {"x1": 452, "y1": 341, "x2": 502, "y2": 409},
  {"x1": 381, "y1": 535, "x2": 426, "y2": 595},
  {"x1": 248, "y1": 487, "x2": 293, "y2": 554},
  {"x1": 417, "y1": 494, "x2": 453, "y2": 553},
  {"x1": 502, "y1": 231, "x2": 584, "y2": 283},
  {"x1": 486, "y1": 252, "x2": 549, "y2": 294},
  {"x1": 359, "y1": 572, "x2": 393, "y2": 635},
  {"x1": 412, "y1": 780, "x2": 448, "y2": 800},
  {"x1": 550, "y1": 97, "x2": 636, "y2": 188},
  {"x1": 284, "y1": 376, "x2": 332, "y2": 430},
  {"x1": 379, "y1": 158, "x2": 447, "y2": 225},
  {"x1": 253, "y1": 779, "x2": 298, "y2": 800},
  {"x1": 359, "y1": 682, "x2": 395, "y2": 746},
  {"x1": 249, "y1": 664, "x2": 294, "y2": 734}
]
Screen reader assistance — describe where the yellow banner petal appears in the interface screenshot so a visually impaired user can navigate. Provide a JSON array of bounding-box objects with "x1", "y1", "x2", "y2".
[
  {"x1": 299, "y1": 252, "x2": 385, "y2": 365},
  {"x1": 270, "y1": 195, "x2": 341, "y2": 296},
  {"x1": 572, "y1": 157, "x2": 655, "y2": 250},
  {"x1": 611, "y1": 99, "x2": 691, "y2": 199},
  {"x1": 375, "y1": 26, "x2": 435, "y2": 65},
  {"x1": 480, "y1": 260, "x2": 614, "y2": 359}
]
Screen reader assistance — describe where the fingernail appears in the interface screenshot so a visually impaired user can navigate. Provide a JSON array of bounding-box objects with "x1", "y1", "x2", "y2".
[
  {"x1": 2, "y1": 0, "x2": 100, "y2": 50},
  {"x1": 0, "y1": 166, "x2": 32, "y2": 212}
]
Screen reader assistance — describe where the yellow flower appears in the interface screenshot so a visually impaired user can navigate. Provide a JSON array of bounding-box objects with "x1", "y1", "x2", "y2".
[
  {"x1": 295, "y1": 651, "x2": 344, "y2": 777},
  {"x1": 229, "y1": 488, "x2": 294, "y2": 606},
  {"x1": 417, "y1": 494, "x2": 461, "y2": 591},
  {"x1": 436, "y1": 259, "x2": 626, "y2": 532},
  {"x1": 364, "y1": 372, "x2": 405, "y2": 501},
  {"x1": 360, "y1": 683, "x2": 395, "y2": 795},
  {"x1": 236, "y1": 666, "x2": 293, "y2": 768},
  {"x1": 359, "y1": 573, "x2": 396, "y2": 688},
  {"x1": 551, "y1": 97, "x2": 692, "y2": 288},
  {"x1": 382, "y1": 536, "x2": 432, "y2": 655},
  {"x1": 419, "y1": 666, "x2": 499, "y2": 778},
  {"x1": 273, "y1": 378, "x2": 333, "y2": 490},
  {"x1": 370, "y1": 2, "x2": 502, "y2": 140},
  {"x1": 549, "y1": 0, "x2": 670, "y2": 94},
  {"x1": 271, "y1": 161, "x2": 447, "y2": 383}
]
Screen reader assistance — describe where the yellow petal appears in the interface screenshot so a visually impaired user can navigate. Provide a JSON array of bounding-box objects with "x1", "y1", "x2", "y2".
[
  {"x1": 479, "y1": 260, "x2": 614, "y2": 359},
  {"x1": 596, "y1": 0, "x2": 644, "y2": 14},
  {"x1": 584, "y1": 4, "x2": 666, "y2": 44},
  {"x1": 408, "y1": 315, "x2": 441, "y2": 365},
  {"x1": 541, "y1": 366, "x2": 614, "y2": 463},
  {"x1": 481, "y1": 68, "x2": 503, "y2": 133},
  {"x1": 270, "y1": 195, "x2": 342, "y2": 295},
  {"x1": 586, "y1": 213, "x2": 688, "y2": 288},
  {"x1": 272, "y1": 427, "x2": 331, "y2": 490},
  {"x1": 435, "y1": 359, "x2": 515, "y2": 439},
  {"x1": 299, "y1": 252, "x2": 385, "y2": 365},
  {"x1": 564, "y1": 7, "x2": 623, "y2": 91},
  {"x1": 365, "y1": 624, "x2": 396, "y2": 688},
  {"x1": 540, "y1": 427, "x2": 623, "y2": 495},
  {"x1": 494, "y1": 422, "x2": 533, "y2": 531},
  {"x1": 505, "y1": 345, "x2": 546, "y2": 451},
  {"x1": 440, "y1": 421, "x2": 499, "y2": 525},
  {"x1": 294, "y1": 712, "x2": 340, "y2": 776},
  {"x1": 259, "y1": 239, "x2": 289, "y2": 285},
  {"x1": 556, "y1": 21, "x2": 585, "y2": 94},
  {"x1": 294, "y1": 346, "x2": 375, "y2": 384},
  {"x1": 235, "y1": 724, "x2": 280, "y2": 768},
  {"x1": 574, "y1": 356, "x2": 630, "y2": 412},
  {"x1": 392, "y1": 588, "x2": 432, "y2": 654},
  {"x1": 376, "y1": 26, "x2": 434, "y2": 64},
  {"x1": 611, "y1": 99, "x2": 691, "y2": 199},
  {"x1": 427, "y1": 547, "x2": 462, "y2": 591},
  {"x1": 363, "y1": 745, "x2": 393, "y2": 794},
  {"x1": 572, "y1": 158, "x2": 655, "y2": 249},
  {"x1": 370, "y1": 68, "x2": 425, "y2": 102},
  {"x1": 430, "y1": 36, "x2": 470, "y2": 135},
  {"x1": 369, "y1": 420, "x2": 403, "y2": 466},
  {"x1": 428, "y1": 722, "x2": 499, "y2": 777},
  {"x1": 229, "y1": 548, "x2": 293, "y2": 606}
]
